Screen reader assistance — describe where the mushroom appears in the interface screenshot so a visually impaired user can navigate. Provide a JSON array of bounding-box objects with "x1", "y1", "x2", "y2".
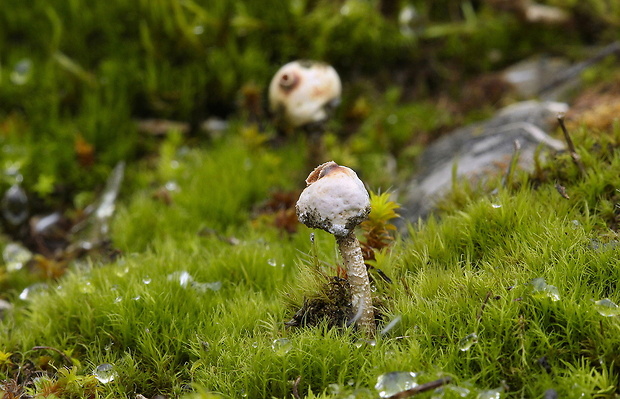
[
  {"x1": 296, "y1": 161, "x2": 376, "y2": 336},
  {"x1": 269, "y1": 60, "x2": 341, "y2": 166}
]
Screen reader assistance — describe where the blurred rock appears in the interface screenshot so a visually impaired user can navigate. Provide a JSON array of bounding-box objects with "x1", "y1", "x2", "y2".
[
  {"x1": 401, "y1": 101, "x2": 566, "y2": 222},
  {"x1": 501, "y1": 56, "x2": 573, "y2": 100},
  {"x1": 135, "y1": 119, "x2": 190, "y2": 136},
  {"x1": 199, "y1": 117, "x2": 229, "y2": 138}
]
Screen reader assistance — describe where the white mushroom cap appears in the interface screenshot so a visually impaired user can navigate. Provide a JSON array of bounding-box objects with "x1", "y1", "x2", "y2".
[
  {"x1": 269, "y1": 60, "x2": 342, "y2": 128},
  {"x1": 296, "y1": 161, "x2": 370, "y2": 237}
]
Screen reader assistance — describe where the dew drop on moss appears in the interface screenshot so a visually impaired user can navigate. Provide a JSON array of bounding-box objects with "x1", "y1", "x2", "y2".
[
  {"x1": 354, "y1": 338, "x2": 376, "y2": 348},
  {"x1": 2, "y1": 184, "x2": 29, "y2": 226},
  {"x1": 10, "y1": 59, "x2": 32, "y2": 85},
  {"x1": 19, "y1": 283, "x2": 48, "y2": 300},
  {"x1": 271, "y1": 338, "x2": 292, "y2": 355},
  {"x1": 593, "y1": 298, "x2": 620, "y2": 317},
  {"x1": 431, "y1": 385, "x2": 471, "y2": 398},
  {"x1": 168, "y1": 271, "x2": 194, "y2": 287},
  {"x1": 459, "y1": 333, "x2": 478, "y2": 351},
  {"x1": 93, "y1": 363, "x2": 117, "y2": 383},
  {"x1": 529, "y1": 277, "x2": 560, "y2": 301},
  {"x1": 375, "y1": 371, "x2": 418, "y2": 398},
  {"x1": 477, "y1": 387, "x2": 503, "y2": 399},
  {"x1": 82, "y1": 282, "x2": 95, "y2": 294},
  {"x1": 3, "y1": 242, "x2": 32, "y2": 272}
]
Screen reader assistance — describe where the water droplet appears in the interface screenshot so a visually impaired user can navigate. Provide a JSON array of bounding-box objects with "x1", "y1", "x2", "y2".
[
  {"x1": 142, "y1": 276, "x2": 152, "y2": 285},
  {"x1": 459, "y1": 333, "x2": 478, "y2": 351},
  {"x1": 3, "y1": 242, "x2": 32, "y2": 271},
  {"x1": 432, "y1": 385, "x2": 471, "y2": 398},
  {"x1": 267, "y1": 258, "x2": 277, "y2": 267},
  {"x1": 328, "y1": 383, "x2": 342, "y2": 395},
  {"x1": 165, "y1": 181, "x2": 180, "y2": 192},
  {"x1": 380, "y1": 315, "x2": 402, "y2": 336},
  {"x1": 3, "y1": 162, "x2": 24, "y2": 184},
  {"x1": 193, "y1": 25, "x2": 204, "y2": 35},
  {"x1": 354, "y1": 339, "x2": 376, "y2": 348},
  {"x1": 271, "y1": 338, "x2": 292, "y2": 355},
  {"x1": 571, "y1": 220, "x2": 580, "y2": 228},
  {"x1": 477, "y1": 387, "x2": 503, "y2": 399},
  {"x1": 191, "y1": 281, "x2": 222, "y2": 293},
  {"x1": 168, "y1": 271, "x2": 194, "y2": 287},
  {"x1": 114, "y1": 267, "x2": 129, "y2": 277},
  {"x1": 132, "y1": 295, "x2": 141, "y2": 301},
  {"x1": 529, "y1": 277, "x2": 560, "y2": 301},
  {"x1": 252, "y1": 342, "x2": 258, "y2": 348},
  {"x1": 2, "y1": 184, "x2": 28, "y2": 226},
  {"x1": 399, "y1": 5, "x2": 423, "y2": 38},
  {"x1": 80, "y1": 281, "x2": 95, "y2": 294},
  {"x1": 93, "y1": 363, "x2": 117, "y2": 383},
  {"x1": 375, "y1": 372, "x2": 418, "y2": 398},
  {"x1": 19, "y1": 283, "x2": 49, "y2": 300},
  {"x1": 114, "y1": 296, "x2": 123, "y2": 304},
  {"x1": 593, "y1": 298, "x2": 620, "y2": 317},
  {"x1": 387, "y1": 114, "x2": 398, "y2": 125},
  {"x1": 491, "y1": 203, "x2": 502, "y2": 209},
  {"x1": 589, "y1": 239, "x2": 620, "y2": 252},
  {"x1": 10, "y1": 59, "x2": 33, "y2": 85}
]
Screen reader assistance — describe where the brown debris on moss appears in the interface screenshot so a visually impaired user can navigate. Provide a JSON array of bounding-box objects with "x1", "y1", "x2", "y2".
[{"x1": 285, "y1": 276, "x2": 353, "y2": 329}]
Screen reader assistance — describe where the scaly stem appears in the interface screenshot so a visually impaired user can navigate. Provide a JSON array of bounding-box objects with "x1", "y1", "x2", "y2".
[{"x1": 337, "y1": 232, "x2": 376, "y2": 337}]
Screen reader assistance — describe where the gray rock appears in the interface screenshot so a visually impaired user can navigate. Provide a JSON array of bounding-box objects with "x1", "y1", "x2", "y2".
[
  {"x1": 401, "y1": 101, "x2": 567, "y2": 222},
  {"x1": 501, "y1": 56, "x2": 572, "y2": 100}
]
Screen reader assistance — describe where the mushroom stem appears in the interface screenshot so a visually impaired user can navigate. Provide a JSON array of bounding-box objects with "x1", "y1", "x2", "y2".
[{"x1": 337, "y1": 231, "x2": 376, "y2": 336}]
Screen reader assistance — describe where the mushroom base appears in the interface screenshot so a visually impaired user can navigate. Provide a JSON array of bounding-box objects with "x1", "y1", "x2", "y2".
[{"x1": 285, "y1": 276, "x2": 353, "y2": 329}]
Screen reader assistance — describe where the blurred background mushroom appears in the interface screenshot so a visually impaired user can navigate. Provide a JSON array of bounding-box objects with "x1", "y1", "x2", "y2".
[{"x1": 268, "y1": 60, "x2": 342, "y2": 167}]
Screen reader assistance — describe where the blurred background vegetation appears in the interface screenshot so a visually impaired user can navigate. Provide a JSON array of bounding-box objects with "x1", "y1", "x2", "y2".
[{"x1": 2, "y1": 0, "x2": 619, "y2": 204}]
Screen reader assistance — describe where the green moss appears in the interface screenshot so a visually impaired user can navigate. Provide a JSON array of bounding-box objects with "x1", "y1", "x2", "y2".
[{"x1": 2, "y1": 1, "x2": 620, "y2": 398}]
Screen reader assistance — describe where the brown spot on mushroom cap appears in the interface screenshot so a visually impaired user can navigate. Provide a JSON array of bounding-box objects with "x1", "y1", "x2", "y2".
[
  {"x1": 305, "y1": 161, "x2": 338, "y2": 185},
  {"x1": 278, "y1": 72, "x2": 300, "y2": 94}
]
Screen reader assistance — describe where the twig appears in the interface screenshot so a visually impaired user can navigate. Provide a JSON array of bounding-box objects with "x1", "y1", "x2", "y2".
[
  {"x1": 538, "y1": 41, "x2": 620, "y2": 95},
  {"x1": 557, "y1": 114, "x2": 586, "y2": 175},
  {"x1": 554, "y1": 184, "x2": 570, "y2": 199},
  {"x1": 292, "y1": 375, "x2": 302, "y2": 399},
  {"x1": 31, "y1": 346, "x2": 74, "y2": 366},
  {"x1": 477, "y1": 291, "x2": 493, "y2": 322},
  {"x1": 386, "y1": 377, "x2": 452, "y2": 399}
]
